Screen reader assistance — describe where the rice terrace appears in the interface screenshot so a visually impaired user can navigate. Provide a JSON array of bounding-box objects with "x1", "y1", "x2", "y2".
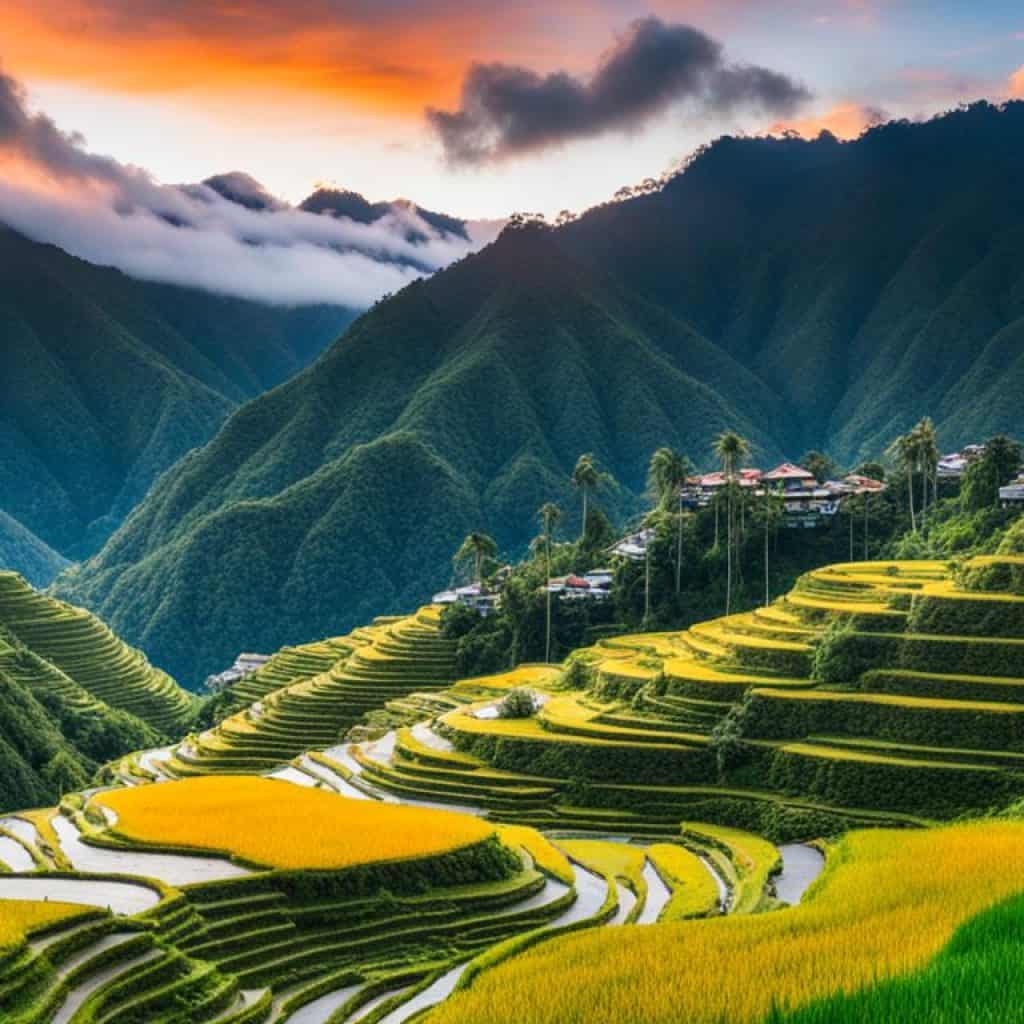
[{"x1": 2, "y1": 3, "x2": 1024, "y2": 1020}]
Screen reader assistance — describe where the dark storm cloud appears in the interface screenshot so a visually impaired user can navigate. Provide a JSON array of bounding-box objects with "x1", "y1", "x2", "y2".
[{"x1": 428, "y1": 17, "x2": 812, "y2": 164}]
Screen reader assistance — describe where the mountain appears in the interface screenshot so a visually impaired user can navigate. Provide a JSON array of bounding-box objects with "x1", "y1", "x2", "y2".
[
  {"x1": 0, "y1": 570, "x2": 194, "y2": 811},
  {"x1": 0, "y1": 511, "x2": 68, "y2": 589},
  {"x1": 0, "y1": 225, "x2": 353, "y2": 565},
  {"x1": 56, "y1": 102, "x2": 1024, "y2": 685},
  {"x1": 299, "y1": 188, "x2": 471, "y2": 242}
]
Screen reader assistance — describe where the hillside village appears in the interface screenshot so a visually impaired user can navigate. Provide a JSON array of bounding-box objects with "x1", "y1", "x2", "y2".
[{"x1": 429, "y1": 443, "x2": 1023, "y2": 619}]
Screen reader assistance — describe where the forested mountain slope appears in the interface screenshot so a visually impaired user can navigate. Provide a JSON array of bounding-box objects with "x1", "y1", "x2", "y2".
[
  {"x1": 0, "y1": 226, "x2": 352, "y2": 564},
  {"x1": 58, "y1": 102, "x2": 1024, "y2": 685},
  {"x1": 0, "y1": 512, "x2": 67, "y2": 590}
]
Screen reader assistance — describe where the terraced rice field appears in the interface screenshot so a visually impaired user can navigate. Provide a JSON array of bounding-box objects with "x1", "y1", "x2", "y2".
[
  {"x1": 4, "y1": 556, "x2": 1023, "y2": 1023},
  {"x1": 144, "y1": 607, "x2": 458, "y2": 780},
  {"x1": 96, "y1": 776, "x2": 496, "y2": 870},
  {"x1": 0, "y1": 571, "x2": 194, "y2": 734},
  {"x1": 0, "y1": 900, "x2": 94, "y2": 950},
  {"x1": 428, "y1": 822, "x2": 1024, "y2": 1024}
]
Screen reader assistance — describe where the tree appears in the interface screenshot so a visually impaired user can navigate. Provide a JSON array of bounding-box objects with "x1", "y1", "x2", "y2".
[
  {"x1": 571, "y1": 453, "x2": 613, "y2": 541},
  {"x1": 757, "y1": 488, "x2": 785, "y2": 607},
  {"x1": 913, "y1": 417, "x2": 939, "y2": 517},
  {"x1": 887, "y1": 431, "x2": 919, "y2": 532},
  {"x1": 856, "y1": 462, "x2": 886, "y2": 482},
  {"x1": 799, "y1": 450, "x2": 837, "y2": 484},
  {"x1": 453, "y1": 532, "x2": 498, "y2": 585},
  {"x1": 647, "y1": 447, "x2": 693, "y2": 595},
  {"x1": 962, "y1": 435, "x2": 1023, "y2": 510},
  {"x1": 538, "y1": 503, "x2": 562, "y2": 663},
  {"x1": 713, "y1": 431, "x2": 752, "y2": 615}
]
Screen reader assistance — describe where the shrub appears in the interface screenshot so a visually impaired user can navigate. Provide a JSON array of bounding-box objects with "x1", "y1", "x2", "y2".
[{"x1": 499, "y1": 689, "x2": 537, "y2": 719}]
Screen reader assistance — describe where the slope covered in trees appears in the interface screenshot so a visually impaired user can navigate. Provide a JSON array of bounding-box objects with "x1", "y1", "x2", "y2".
[
  {"x1": 0, "y1": 512, "x2": 67, "y2": 590},
  {"x1": 0, "y1": 225, "x2": 352, "y2": 567},
  {"x1": 57, "y1": 102, "x2": 1024, "y2": 684}
]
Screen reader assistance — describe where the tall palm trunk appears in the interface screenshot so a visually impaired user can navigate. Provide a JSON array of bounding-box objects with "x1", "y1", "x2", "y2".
[
  {"x1": 907, "y1": 471, "x2": 917, "y2": 532},
  {"x1": 644, "y1": 542, "x2": 651, "y2": 628},
  {"x1": 675, "y1": 494, "x2": 684, "y2": 595},
  {"x1": 725, "y1": 486, "x2": 734, "y2": 616},
  {"x1": 545, "y1": 533, "x2": 553, "y2": 663},
  {"x1": 863, "y1": 495, "x2": 870, "y2": 560},
  {"x1": 581, "y1": 490, "x2": 589, "y2": 540}
]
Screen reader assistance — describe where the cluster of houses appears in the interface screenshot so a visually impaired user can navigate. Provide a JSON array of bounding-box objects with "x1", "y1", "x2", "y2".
[
  {"x1": 680, "y1": 462, "x2": 886, "y2": 525},
  {"x1": 433, "y1": 447, "x2": 1023, "y2": 617},
  {"x1": 936, "y1": 443, "x2": 1024, "y2": 507}
]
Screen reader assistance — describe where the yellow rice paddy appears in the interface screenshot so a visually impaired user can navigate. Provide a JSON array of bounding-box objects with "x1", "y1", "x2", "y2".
[
  {"x1": 96, "y1": 776, "x2": 493, "y2": 871},
  {"x1": 429, "y1": 822, "x2": 1024, "y2": 1024}
]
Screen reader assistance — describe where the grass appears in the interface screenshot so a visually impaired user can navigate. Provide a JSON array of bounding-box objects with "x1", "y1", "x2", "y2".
[
  {"x1": 0, "y1": 899, "x2": 94, "y2": 950},
  {"x1": 96, "y1": 776, "x2": 494, "y2": 870},
  {"x1": 429, "y1": 822, "x2": 1024, "y2": 1024},
  {"x1": 647, "y1": 843, "x2": 720, "y2": 920},
  {"x1": 774, "y1": 890, "x2": 1024, "y2": 1023},
  {"x1": 497, "y1": 826, "x2": 574, "y2": 884}
]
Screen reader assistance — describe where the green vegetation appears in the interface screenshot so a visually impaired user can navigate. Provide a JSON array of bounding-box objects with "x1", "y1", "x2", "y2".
[
  {"x1": 773, "y1": 891, "x2": 1024, "y2": 1024},
  {"x1": 54, "y1": 103, "x2": 1024, "y2": 685},
  {"x1": 0, "y1": 571, "x2": 194, "y2": 810},
  {"x1": 0, "y1": 224, "x2": 351, "y2": 568}
]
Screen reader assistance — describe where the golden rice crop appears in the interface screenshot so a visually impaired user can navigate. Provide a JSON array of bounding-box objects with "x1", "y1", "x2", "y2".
[
  {"x1": 429, "y1": 822, "x2": 1024, "y2": 1024},
  {"x1": 0, "y1": 900, "x2": 92, "y2": 950},
  {"x1": 557, "y1": 840, "x2": 646, "y2": 891},
  {"x1": 646, "y1": 843, "x2": 719, "y2": 920},
  {"x1": 96, "y1": 776, "x2": 493, "y2": 871},
  {"x1": 496, "y1": 826, "x2": 574, "y2": 884},
  {"x1": 684, "y1": 823, "x2": 780, "y2": 914}
]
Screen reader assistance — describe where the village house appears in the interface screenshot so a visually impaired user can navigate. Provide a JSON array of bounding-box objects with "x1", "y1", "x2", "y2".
[
  {"x1": 544, "y1": 569, "x2": 614, "y2": 602},
  {"x1": 431, "y1": 583, "x2": 500, "y2": 616},
  {"x1": 1000, "y1": 476, "x2": 1024, "y2": 507},
  {"x1": 204, "y1": 652, "x2": 271, "y2": 692}
]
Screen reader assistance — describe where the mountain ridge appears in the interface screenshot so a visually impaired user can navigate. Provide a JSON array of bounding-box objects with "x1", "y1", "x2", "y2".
[{"x1": 55, "y1": 102, "x2": 1024, "y2": 684}]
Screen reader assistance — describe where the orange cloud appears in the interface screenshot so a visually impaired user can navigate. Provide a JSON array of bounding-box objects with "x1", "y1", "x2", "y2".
[
  {"x1": 0, "y1": 1, "x2": 521, "y2": 114},
  {"x1": 1010, "y1": 67, "x2": 1024, "y2": 98},
  {"x1": 769, "y1": 101, "x2": 885, "y2": 140}
]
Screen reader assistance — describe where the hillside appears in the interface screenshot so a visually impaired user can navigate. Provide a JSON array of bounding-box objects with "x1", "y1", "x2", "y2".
[
  {"x1": 0, "y1": 225, "x2": 352, "y2": 567},
  {"x1": 0, "y1": 571, "x2": 198, "y2": 811},
  {"x1": 0, "y1": 512, "x2": 67, "y2": 590},
  {"x1": 56, "y1": 102, "x2": 1024, "y2": 684},
  {"x1": 0, "y1": 571, "x2": 194, "y2": 739}
]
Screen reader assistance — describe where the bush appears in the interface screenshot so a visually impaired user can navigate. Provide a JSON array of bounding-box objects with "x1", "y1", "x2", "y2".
[{"x1": 499, "y1": 689, "x2": 537, "y2": 719}]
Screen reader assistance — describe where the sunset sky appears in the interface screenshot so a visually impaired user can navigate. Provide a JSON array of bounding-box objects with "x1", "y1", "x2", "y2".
[{"x1": 5, "y1": 0, "x2": 1023, "y2": 219}]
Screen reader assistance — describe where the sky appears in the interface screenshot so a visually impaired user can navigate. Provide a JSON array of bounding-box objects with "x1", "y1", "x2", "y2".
[{"x1": 1, "y1": 0, "x2": 1023, "y2": 304}]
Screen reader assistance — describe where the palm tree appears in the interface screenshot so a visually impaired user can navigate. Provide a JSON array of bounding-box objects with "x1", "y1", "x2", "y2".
[
  {"x1": 571, "y1": 454, "x2": 600, "y2": 541},
  {"x1": 453, "y1": 532, "x2": 498, "y2": 585},
  {"x1": 538, "y1": 503, "x2": 562, "y2": 663},
  {"x1": 913, "y1": 417, "x2": 939, "y2": 518},
  {"x1": 713, "y1": 431, "x2": 751, "y2": 615},
  {"x1": 648, "y1": 447, "x2": 693, "y2": 595},
  {"x1": 758, "y1": 488, "x2": 785, "y2": 607},
  {"x1": 887, "y1": 432, "x2": 919, "y2": 533}
]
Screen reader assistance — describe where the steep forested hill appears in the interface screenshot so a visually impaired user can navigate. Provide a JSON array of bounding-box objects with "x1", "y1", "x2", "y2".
[
  {"x1": 0, "y1": 226, "x2": 352, "y2": 564},
  {"x1": 0, "y1": 512, "x2": 68, "y2": 590},
  {"x1": 57, "y1": 102, "x2": 1024, "y2": 685}
]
